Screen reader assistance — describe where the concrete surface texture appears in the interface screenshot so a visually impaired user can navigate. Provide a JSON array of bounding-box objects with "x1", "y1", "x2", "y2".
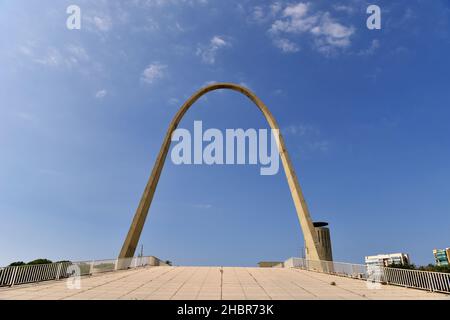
[{"x1": 0, "y1": 266, "x2": 448, "y2": 300}]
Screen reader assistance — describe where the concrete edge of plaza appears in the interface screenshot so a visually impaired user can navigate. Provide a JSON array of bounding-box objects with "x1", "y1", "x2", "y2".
[{"x1": 1, "y1": 257, "x2": 449, "y2": 300}]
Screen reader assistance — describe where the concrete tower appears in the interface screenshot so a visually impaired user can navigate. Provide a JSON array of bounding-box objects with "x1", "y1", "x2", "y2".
[{"x1": 306, "y1": 222, "x2": 333, "y2": 261}]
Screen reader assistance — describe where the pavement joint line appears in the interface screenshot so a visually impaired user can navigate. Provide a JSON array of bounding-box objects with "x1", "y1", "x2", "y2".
[
  {"x1": 259, "y1": 268, "x2": 298, "y2": 300},
  {"x1": 246, "y1": 268, "x2": 272, "y2": 300},
  {"x1": 59, "y1": 267, "x2": 153, "y2": 300},
  {"x1": 290, "y1": 268, "x2": 369, "y2": 299},
  {"x1": 169, "y1": 267, "x2": 201, "y2": 300},
  {"x1": 288, "y1": 279, "x2": 318, "y2": 298},
  {"x1": 232, "y1": 267, "x2": 248, "y2": 300},
  {"x1": 116, "y1": 266, "x2": 176, "y2": 299},
  {"x1": 220, "y1": 267, "x2": 223, "y2": 300},
  {"x1": 195, "y1": 267, "x2": 212, "y2": 300},
  {"x1": 277, "y1": 270, "x2": 318, "y2": 298},
  {"x1": 142, "y1": 267, "x2": 188, "y2": 299}
]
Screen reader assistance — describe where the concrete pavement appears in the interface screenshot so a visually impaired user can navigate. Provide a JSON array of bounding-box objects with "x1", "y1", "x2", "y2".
[{"x1": 0, "y1": 266, "x2": 448, "y2": 300}]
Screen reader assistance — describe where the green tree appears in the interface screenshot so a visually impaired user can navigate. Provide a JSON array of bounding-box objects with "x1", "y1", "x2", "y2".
[
  {"x1": 27, "y1": 259, "x2": 53, "y2": 265},
  {"x1": 389, "y1": 262, "x2": 450, "y2": 273}
]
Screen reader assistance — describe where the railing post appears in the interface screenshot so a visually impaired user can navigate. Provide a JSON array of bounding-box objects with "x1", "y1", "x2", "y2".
[
  {"x1": 90, "y1": 260, "x2": 94, "y2": 275},
  {"x1": 10, "y1": 267, "x2": 18, "y2": 287},
  {"x1": 427, "y1": 272, "x2": 433, "y2": 292},
  {"x1": 446, "y1": 274, "x2": 450, "y2": 292},
  {"x1": 56, "y1": 263, "x2": 62, "y2": 280},
  {"x1": 431, "y1": 273, "x2": 437, "y2": 292}
]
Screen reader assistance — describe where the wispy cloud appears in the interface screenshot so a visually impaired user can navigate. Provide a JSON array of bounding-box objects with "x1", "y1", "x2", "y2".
[
  {"x1": 192, "y1": 204, "x2": 213, "y2": 209},
  {"x1": 196, "y1": 36, "x2": 231, "y2": 64},
  {"x1": 93, "y1": 16, "x2": 113, "y2": 32},
  {"x1": 273, "y1": 38, "x2": 300, "y2": 53},
  {"x1": 168, "y1": 97, "x2": 180, "y2": 105},
  {"x1": 66, "y1": 45, "x2": 90, "y2": 64},
  {"x1": 283, "y1": 124, "x2": 319, "y2": 136},
  {"x1": 33, "y1": 47, "x2": 63, "y2": 67},
  {"x1": 333, "y1": 4, "x2": 355, "y2": 15},
  {"x1": 252, "y1": 6, "x2": 265, "y2": 22},
  {"x1": 83, "y1": 12, "x2": 114, "y2": 34},
  {"x1": 95, "y1": 89, "x2": 108, "y2": 99},
  {"x1": 283, "y1": 124, "x2": 330, "y2": 154},
  {"x1": 365, "y1": 67, "x2": 382, "y2": 82},
  {"x1": 249, "y1": 2, "x2": 282, "y2": 23},
  {"x1": 141, "y1": 62, "x2": 167, "y2": 84},
  {"x1": 202, "y1": 80, "x2": 219, "y2": 86},
  {"x1": 309, "y1": 140, "x2": 330, "y2": 152},
  {"x1": 358, "y1": 39, "x2": 380, "y2": 56},
  {"x1": 132, "y1": 0, "x2": 209, "y2": 8},
  {"x1": 15, "y1": 112, "x2": 37, "y2": 123},
  {"x1": 18, "y1": 43, "x2": 92, "y2": 70}
]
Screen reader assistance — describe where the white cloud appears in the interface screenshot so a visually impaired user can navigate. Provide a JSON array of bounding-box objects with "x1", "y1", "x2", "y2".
[
  {"x1": 270, "y1": 2, "x2": 318, "y2": 34},
  {"x1": 168, "y1": 97, "x2": 180, "y2": 105},
  {"x1": 18, "y1": 43, "x2": 93, "y2": 71},
  {"x1": 202, "y1": 80, "x2": 219, "y2": 87},
  {"x1": 239, "y1": 82, "x2": 252, "y2": 90},
  {"x1": 263, "y1": 2, "x2": 354, "y2": 55},
  {"x1": 250, "y1": 2, "x2": 282, "y2": 23},
  {"x1": 196, "y1": 36, "x2": 230, "y2": 64},
  {"x1": 333, "y1": 4, "x2": 355, "y2": 14},
  {"x1": 66, "y1": 45, "x2": 90, "y2": 63},
  {"x1": 175, "y1": 22, "x2": 184, "y2": 32},
  {"x1": 141, "y1": 62, "x2": 167, "y2": 84},
  {"x1": 273, "y1": 89, "x2": 284, "y2": 95},
  {"x1": 283, "y1": 124, "x2": 318, "y2": 136},
  {"x1": 270, "y1": 2, "x2": 283, "y2": 16},
  {"x1": 193, "y1": 204, "x2": 213, "y2": 209},
  {"x1": 93, "y1": 16, "x2": 112, "y2": 31},
  {"x1": 273, "y1": 38, "x2": 300, "y2": 53},
  {"x1": 310, "y1": 13, "x2": 355, "y2": 54},
  {"x1": 33, "y1": 48, "x2": 62, "y2": 67},
  {"x1": 82, "y1": 12, "x2": 113, "y2": 34},
  {"x1": 95, "y1": 90, "x2": 108, "y2": 99},
  {"x1": 16, "y1": 112, "x2": 37, "y2": 122},
  {"x1": 130, "y1": 18, "x2": 160, "y2": 33},
  {"x1": 309, "y1": 140, "x2": 329, "y2": 152},
  {"x1": 211, "y1": 36, "x2": 226, "y2": 47},
  {"x1": 252, "y1": 6, "x2": 265, "y2": 22},
  {"x1": 283, "y1": 124, "x2": 330, "y2": 154},
  {"x1": 284, "y1": 2, "x2": 309, "y2": 19},
  {"x1": 132, "y1": 0, "x2": 209, "y2": 7},
  {"x1": 358, "y1": 39, "x2": 380, "y2": 56},
  {"x1": 18, "y1": 45, "x2": 33, "y2": 57}
]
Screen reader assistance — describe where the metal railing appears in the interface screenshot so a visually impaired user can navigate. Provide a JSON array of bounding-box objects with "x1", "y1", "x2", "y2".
[
  {"x1": 0, "y1": 256, "x2": 161, "y2": 288},
  {"x1": 285, "y1": 257, "x2": 450, "y2": 294}
]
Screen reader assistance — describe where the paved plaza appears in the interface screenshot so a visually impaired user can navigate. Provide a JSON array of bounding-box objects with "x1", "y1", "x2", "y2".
[{"x1": 0, "y1": 266, "x2": 447, "y2": 300}]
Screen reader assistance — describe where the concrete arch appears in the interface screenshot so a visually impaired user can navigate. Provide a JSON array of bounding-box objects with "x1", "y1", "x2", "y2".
[{"x1": 119, "y1": 83, "x2": 325, "y2": 261}]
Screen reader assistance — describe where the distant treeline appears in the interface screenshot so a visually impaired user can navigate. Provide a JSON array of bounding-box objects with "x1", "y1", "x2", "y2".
[
  {"x1": 389, "y1": 263, "x2": 450, "y2": 274},
  {"x1": 8, "y1": 259, "x2": 70, "y2": 267}
]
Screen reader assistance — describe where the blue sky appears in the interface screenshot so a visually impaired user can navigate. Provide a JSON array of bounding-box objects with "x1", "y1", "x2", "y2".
[{"x1": 1, "y1": 0, "x2": 449, "y2": 267}]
